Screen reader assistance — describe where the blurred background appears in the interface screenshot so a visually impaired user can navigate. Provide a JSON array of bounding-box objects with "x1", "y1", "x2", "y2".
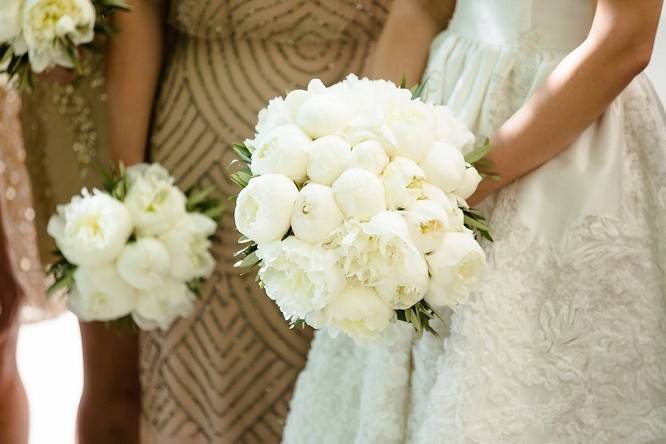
[{"x1": 16, "y1": 7, "x2": 666, "y2": 444}]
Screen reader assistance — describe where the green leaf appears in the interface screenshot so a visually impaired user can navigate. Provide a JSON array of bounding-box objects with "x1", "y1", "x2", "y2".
[
  {"x1": 289, "y1": 319, "x2": 308, "y2": 330},
  {"x1": 234, "y1": 251, "x2": 260, "y2": 269},
  {"x1": 399, "y1": 75, "x2": 407, "y2": 89},
  {"x1": 232, "y1": 143, "x2": 253, "y2": 164},
  {"x1": 481, "y1": 173, "x2": 501, "y2": 182},
  {"x1": 411, "y1": 79, "x2": 428, "y2": 100},
  {"x1": 187, "y1": 278, "x2": 205, "y2": 296},
  {"x1": 234, "y1": 243, "x2": 258, "y2": 258},
  {"x1": 473, "y1": 158, "x2": 495, "y2": 169},
  {"x1": 464, "y1": 138, "x2": 492, "y2": 164},
  {"x1": 203, "y1": 206, "x2": 224, "y2": 221},
  {"x1": 230, "y1": 170, "x2": 252, "y2": 189},
  {"x1": 186, "y1": 186, "x2": 213, "y2": 210},
  {"x1": 47, "y1": 272, "x2": 75, "y2": 296},
  {"x1": 463, "y1": 215, "x2": 489, "y2": 231}
]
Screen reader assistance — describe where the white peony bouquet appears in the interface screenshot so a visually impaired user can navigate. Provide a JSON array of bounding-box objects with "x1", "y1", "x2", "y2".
[
  {"x1": 46, "y1": 163, "x2": 223, "y2": 331},
  {"x1": 232, "y1": 75, "x2": 494, "y2": 342},
  {"x1": 0, "y1": 0, "x2": 128, "y2": 89}
]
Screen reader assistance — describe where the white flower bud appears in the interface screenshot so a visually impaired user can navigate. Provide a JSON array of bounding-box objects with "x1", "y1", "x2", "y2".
[
  {"x1": 420, "y1": 142, "x2": 466, "y2": 192},
  {"x1": 350, "y1": 140, "x2": 389, "y2": 176},
  {"x1": 381, "y1": 157, "x2": 426, "y2": 210},
  {"x1": 307, "y1": 135, "x2": 352, "y2": 186},
  {"x1": 250, "y1": 124, "x2": 311, "y2": 183},
  {"x1": 234, "y1": 174, "x2": 299, "y2": 244},
  {"x1": 332, "y1": 168, "x2": 386, "y2": 221},
  {"x1": 425, "y1": 232, "x2": 486, "y2": 307},
  {"x1": 404, "y1": 199, "x2": 449, "y2": 253},
  {"x1": 291, "y1": 183, "x2": 344, "y2": 244}
]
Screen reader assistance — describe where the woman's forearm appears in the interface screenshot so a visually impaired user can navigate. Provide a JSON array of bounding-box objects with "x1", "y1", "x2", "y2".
[
  {"x1": 472, "y1": 0, "x2": 662, "y2": 204},
  {"x1": 106, "y1": 0, "x2": 165, "y2": 165},
  {"x1": 370, "y1": 0, "x2": 455, "y2": 85}
]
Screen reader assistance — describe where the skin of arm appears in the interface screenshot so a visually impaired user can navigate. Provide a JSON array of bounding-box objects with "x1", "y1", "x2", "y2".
[
  {"x1": 372, "y1": 0, "x2": 662, "y2": 206},
  {"x1": 77, "y1": 2, "x2": 166, "y2": 443},
  {"x1": 106, "y1": 0, "x2": 166, "y2": 165},
  {"x1": 370, "y1": 0, "x2": 455, "y2": 85},
  {"x1": 472, "y1": 0, "x2": 663, "y2": 204}
]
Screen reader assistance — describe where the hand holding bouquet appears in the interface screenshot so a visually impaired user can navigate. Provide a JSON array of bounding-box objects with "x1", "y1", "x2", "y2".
[
  {"x1": 0, "y1": 0, "x2": 129, "y2": 89},
  {"x1": 233, "y1": 75, "x2": 493, "y2": 342},
  {"x1": 47, "y1": 163, "x2": 222, "y2": 331}
]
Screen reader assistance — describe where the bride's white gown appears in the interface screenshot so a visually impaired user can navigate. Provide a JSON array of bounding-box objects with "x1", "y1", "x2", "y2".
[{"x1": 283, "y1": 1, "x2": 666, "y2": 443}]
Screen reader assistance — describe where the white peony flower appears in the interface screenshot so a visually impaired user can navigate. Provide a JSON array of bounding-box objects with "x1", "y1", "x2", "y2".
[
  {"x1": 374, "y1": 244, "x2": 429, "y2": 310},
  {"x1": 306, "y1": 78, "x2": 327, "y2": 94},
  {"x1": 234, "y1": 174, "x2": 299, "y2": 244},
  {"x1": 257, "y1": 237, "x2": 346, "y2": 322},
  {"x1": 116, "y1": 238, "x2": 170, "y2": 290},
  {"x1": 256, "y1": 97, "x2": 294, "y2": 135},
  {"x1": 124, "y1": 165, "x2": 187, "y2": 237},
  {"x1": 404, "y1": 199, "x2": 449, "y2": 253},
  {"x1": 454, "y1": 166, "x2": 483, "y2": 200},
  {"x1": 306, "y1": 135, "x2": 351, "y2": 186},
  {"x1": 69, "y1": 265, "x2": 136, "y2": 322},
  {"x1": 21, "y1": 0, "x2": 96, "y2": 72},
  {"x1": 284, "y1": 89, "x2": 309, "y2": 117},
  {"x1": 382, "y1": 99, "x2": 436, "y2": 162},
  {"x1": 328, "y1": 211, "x2": 419, "y2": 287},
  {"x1": 420, "y1": 142, "x2": 467, "y2": 193},
  {"x1": 425, "y1": 232, "x2": 486, "y2": 307},
  {"x1": 160, "y1": 213, "x2": 217, "y2": 282},
  {"x1": 133, "y1": 278, "x2": 196, "y2": 331},
  {"x1": 433, "y1": 105, "x2": 476, "y2": 154},
  {"x1": 297, "y1": 85, "x2": 351, "y2": 138},
  {"x1": 290, "y1": 183, "x2": 344, "y2": 244},
  {"x1": 422, "y1": 183, "x2": 466, "y2": 232},
  {"x1": 0, "y1": 0, "x2": 22, "y2": 43},
  {"x1": 47, "y1": 189, "x2": 133, "y2": 267},
  {"x1": 349, "y1": 140, "x2": 389, "y2": 176},
  {"x1": 338, "y1": 76, "x2": 411, "y2": 147},
  {"x1": 381, "y1": 157, "x2": 426, "y2": 210},
  {"x1": 250, "y1": 124, "x2": 311, "y2": 183},
  {"x1": 448, "y1": 206, "x2": 466, "y2": 232},
  {"x1": 332, "y1": 168, "x2": 386, "y2": 221},
  {"x1": 421, "y1": 182, "x2": 452, "y2": 210},
  {"x1": 323, "y1": 285, "x2": 394, "y2": 342}
]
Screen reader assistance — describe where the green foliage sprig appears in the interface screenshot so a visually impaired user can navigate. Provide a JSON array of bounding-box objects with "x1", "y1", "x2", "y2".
[
  {"x1": 396, "y1": 300, "x2": 443, "y2": 337},
  {"x1": 46, "y1": 249, "x2": 77, "y2": 296}
]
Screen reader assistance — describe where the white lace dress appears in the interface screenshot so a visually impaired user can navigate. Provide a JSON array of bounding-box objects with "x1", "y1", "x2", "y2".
[{"x1": 283, "y1": 1, "x2": 666, "y2": 443}]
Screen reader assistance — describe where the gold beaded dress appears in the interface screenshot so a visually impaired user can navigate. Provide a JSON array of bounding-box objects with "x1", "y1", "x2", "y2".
[
  {"x1": 0, "y1": 58, "x2": 109, "y2": 322},
  {"x1": 140, "y1": 1, "x2": 391, "y2": 442}
]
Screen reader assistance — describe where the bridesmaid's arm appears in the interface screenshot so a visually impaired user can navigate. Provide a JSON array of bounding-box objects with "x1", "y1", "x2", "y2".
[
  {"x1": 472, "y1": 0, "x2": 662, "y2": 204},
  {"x1": 106, "y1": 0, "x2": 166, "y2": 164},
  {"x1": 369, "y1": 0, "x2": 455, "y2": 85},
  {"x1": 77, "y1": 2, "x2": 166, "y2": 444}
]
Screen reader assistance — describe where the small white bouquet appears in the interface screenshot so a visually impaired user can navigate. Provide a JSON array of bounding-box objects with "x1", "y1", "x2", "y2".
[
  {"x1": 0, "y1": 0, "x2": 129, "y2": 89},
  {"x1": 46, "y1": 163, "x2": 223, "y2": 331},
  {"x1": 232, "y1": 75, "x2": 494, "y2": 342}
]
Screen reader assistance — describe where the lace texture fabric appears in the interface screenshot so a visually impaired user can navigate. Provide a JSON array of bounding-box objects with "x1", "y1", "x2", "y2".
[{"x1": 284, "y1": 1, "x2": 666, "y2": 442}]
